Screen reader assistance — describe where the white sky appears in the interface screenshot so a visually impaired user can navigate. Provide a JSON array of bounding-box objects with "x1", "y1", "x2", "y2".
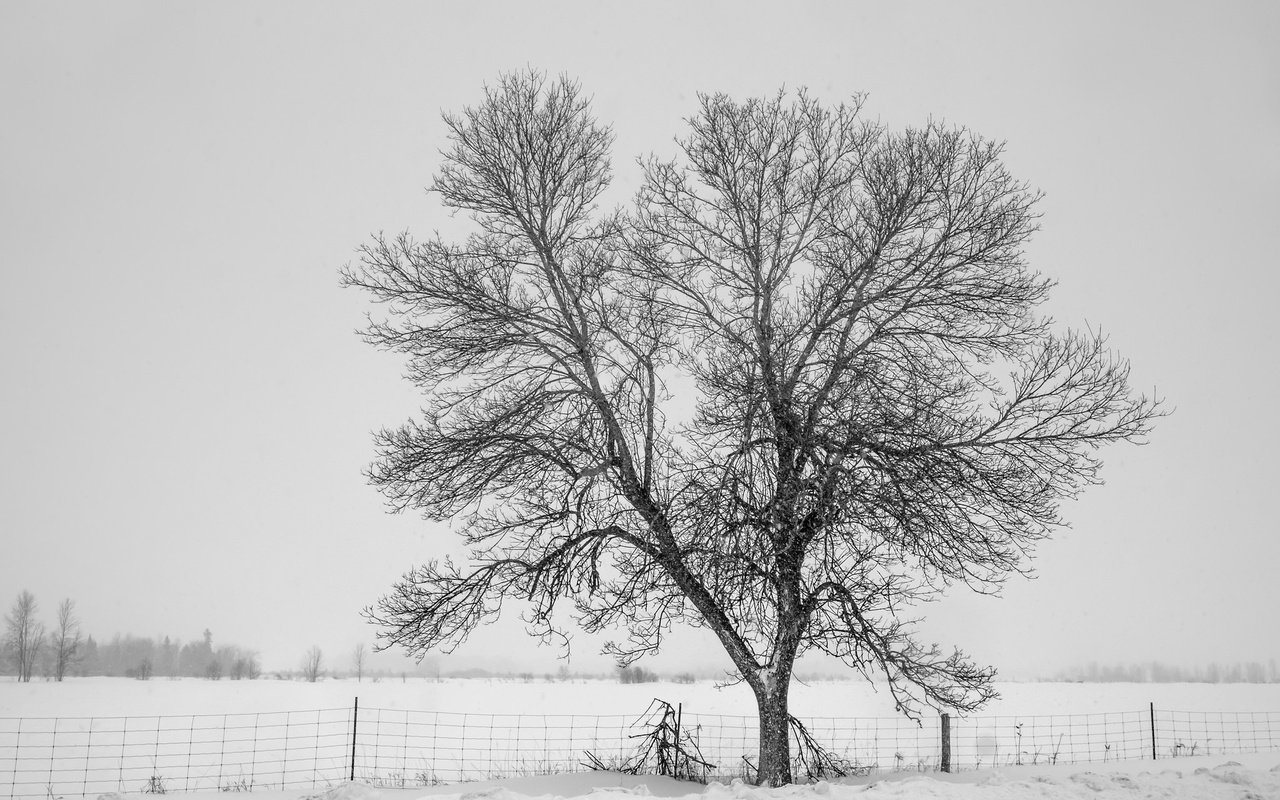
[{"x1": 1, "y1": 1, "x2": 1277, "y2": 678}]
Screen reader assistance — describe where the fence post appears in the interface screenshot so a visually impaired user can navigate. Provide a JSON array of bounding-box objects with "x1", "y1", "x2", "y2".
[
  {"x1": 1150, "y1": 702, "x2": 1156, "y2": 760},
  {"x1": 351, "y1": 697, "x2": 359, "y2": 782},
  {"x1": 49, "y1": 716, "x2": 58, "y2": 792},
  {"x1": 121, "y1": 716, "x2": 128, "y2": 792},
  {"x1": 84, "y1": 717, "x2": 93, "y2": 797},
  {"x1": 940, "y1": 713, "x2": 951, "y2": 773},
  {"x1": 13, "y1": 717, "x2": 22, "y2": 797},
  {"x1": 674, "y1": 703, "x2": 683, "y2": 779}
]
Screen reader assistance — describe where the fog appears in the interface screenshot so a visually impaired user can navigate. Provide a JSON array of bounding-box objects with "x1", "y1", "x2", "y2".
[{"x1": 2, "y1": 2, "x2": 1278, "y2": 681}]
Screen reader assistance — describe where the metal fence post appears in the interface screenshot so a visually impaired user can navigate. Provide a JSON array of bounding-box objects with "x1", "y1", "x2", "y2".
[
  {"x1": 351, "y1": 698, "x2": 359, "y2": 782},
  {"x1": 674, "y1": 703, "x2": 683, "y2": 779},
  {"x1": 1150, "y1": 702, "x2": 1156, "y2": 760},
  {"x1": 49, "y1": 716, "x2": 58, "y2": 791},
  {"x1": 84, "y1": 717, "x2": 93, "y2": 797},
  {"x1": 941, "y1": 713, "x2": 951, "y2": 773},
  {"x1": 12, "y1": 716, "x2": 21, "y2": 797}
]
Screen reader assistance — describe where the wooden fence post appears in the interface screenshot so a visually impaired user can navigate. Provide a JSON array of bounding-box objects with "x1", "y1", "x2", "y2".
[{"x1": 941, "y1": 713, "x2": 951, "y2": 773}]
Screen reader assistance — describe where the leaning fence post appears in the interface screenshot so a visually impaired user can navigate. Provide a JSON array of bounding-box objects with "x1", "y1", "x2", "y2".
[
  {"x1": 674, "y1": 703, "x2": 683, "y2": 779},
  {"x1": 13, "y1": 716, "x2": 22, "y2": 797},
  {"x1": 1150, "y1": 702, "x2": 1156, "y2": 760},
  {"x1": 940, "y1": 713, "x2": 951, "y2": 773},
  {"x1": 351, "y1": 698, "x2": 359, "y2": 782}
]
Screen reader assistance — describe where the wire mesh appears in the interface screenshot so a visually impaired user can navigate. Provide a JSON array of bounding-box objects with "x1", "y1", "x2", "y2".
[
  {"x1": 0, "y1": 707, "x2": 352, "y2": 797},
  {"x1": 676, "y1": 712, "x2": 940, "y2": 780},
  {"x1": 2, "y1": 701, "x2": 1278, "y2": 796},
  {"x1": 1155, "y1": 710, "x2": 1280, "y2": 758},
  {"x1": 949, "y1": 710, "x2": 1151, "y2": 769},
  {"x1": 352, "y1": 709, "x2": 635, "y2": 786}
]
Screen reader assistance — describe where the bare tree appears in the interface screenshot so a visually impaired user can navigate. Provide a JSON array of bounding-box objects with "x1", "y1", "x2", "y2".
[
  {"x1": 51, "y1": 598, "x2": 81, "y2": 681},
  {"x1": 344, "y1": 71, "x2": 1162, "y2": 785},
  {"x1": 352, "y1": 643, "x2": 367, "y2": 682},
  {"x1": 231, "y1": 651, "x2": 261, "y2": 681},
  {"x1": 4, "y1": 591, "x2": 45, "y2": 682},
  {"x1": 301, "y1": 646, "x2": 323, "y2": 683}
]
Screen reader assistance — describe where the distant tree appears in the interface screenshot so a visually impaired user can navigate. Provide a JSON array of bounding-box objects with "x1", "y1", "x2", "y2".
[
  {"x1": 617, "y1": 665, "x2": 658, "y2": 684},
  {"x1": 246, "y1": 653, "x2": 262, "y2": 680},
  {"x1": 4, "y1": 591, "x2": 45, "y2": 682},
  {"x1": 50, "y1": 598, "x2": 81, "y2": 681},
  {"x1": 131, "y1": 658, "x2": 153, "y2": 680},
  {"x1": 178, "y1": 642, "x2": 204, "y2": 676},
  {"x1": 157, "y1": 636, "x2": 179, "y2": 678},
  {"x1": 79, "y1": 635, "x2": 100, "y2": 676},
  {"x1": 352, "y1": 643, "x2": 367, "y2": 682},
  {"x1": 346, "y1": 71, "x2": 1162, "y2": 784},
  {"x1": 178, "y1": 628, "x2": 216, "y2": 677},
  {"x1": 214, "y1": 645, "x2": 246, "y2": 679},
  {"x1": 98, "y1": 634, "x2": 158, "y2": 678},
  {"x1": 206, "y1": 640, "x2": 224, "y2": 675},
  {"x1": 301, "y1": 646, "x2": 323, "y2": 683}
]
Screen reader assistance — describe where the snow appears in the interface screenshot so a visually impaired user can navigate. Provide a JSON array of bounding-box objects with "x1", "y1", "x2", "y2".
[
  {"x1": 7, "y1": 676, "x2": 1280, "y2": 719},
  {"x1": 84, "y1": 756, "x2": 1280, "y2": 799}
]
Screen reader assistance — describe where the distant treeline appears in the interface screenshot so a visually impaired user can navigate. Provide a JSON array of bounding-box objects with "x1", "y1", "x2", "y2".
[
  {"x1": 1, "y1": 589, "x2": 263, "y2": 681},
  {"x1": 1054, "y1": 660, "x2": 1280, "y2": 684},
  {"x1": 1, "y1": 626, "x2": 262, "y2": 681},
  {"x1": 77, "y1": 630, "x2": 261, "y2": 680}
]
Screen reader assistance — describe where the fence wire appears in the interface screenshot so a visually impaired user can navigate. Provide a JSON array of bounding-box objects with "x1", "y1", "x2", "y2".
[
  {"x1": 1156, "y1": 709, "x2": 1280, "y2": 758},
  {"x1": 1, "y1": 701, "x2": 1278, "y2": 796},
  {"x1": 352, "y1": 710, "x2": 635, "y2": 785},
  {"x1": 0, "y1": 707, "x2": 353, "y2": 797},
  {"x1": 949, "y1": 710, "x2": 1151, "y2": 769}
]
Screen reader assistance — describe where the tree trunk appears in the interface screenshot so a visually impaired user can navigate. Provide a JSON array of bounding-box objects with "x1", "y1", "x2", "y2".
[{"x1": 754, "y1": 678, "x2": 793, "y2": 786}]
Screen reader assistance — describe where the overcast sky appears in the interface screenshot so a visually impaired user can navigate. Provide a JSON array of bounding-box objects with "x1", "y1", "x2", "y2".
[{"x1": 2, "y1": 1, "x2": 1277, "y2": 679}]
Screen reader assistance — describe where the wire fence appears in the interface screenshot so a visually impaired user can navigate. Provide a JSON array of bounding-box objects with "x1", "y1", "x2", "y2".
[
  {"x1": 0, "y1": 707, "x2": 354, "y2": 797},
  {"x1": 2, "y1": 700, "x2": 1278, "y2": 796},
  {"x1": 1157, "y1": 709, "x2": 1280, "y2": 759}
]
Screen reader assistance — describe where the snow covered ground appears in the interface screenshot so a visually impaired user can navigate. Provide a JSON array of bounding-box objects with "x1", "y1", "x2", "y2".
[
  {"x1": 91, "y1": 755, "x2": 1280, "y2": 799},
  {"x1": 6, "y1": 675, "x2": 1280, "y2": 718}
]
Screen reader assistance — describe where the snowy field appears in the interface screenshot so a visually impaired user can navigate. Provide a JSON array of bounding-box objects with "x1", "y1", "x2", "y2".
[
  {"x1": 3, "y1": 678, "x2": 1280, "y2": 798},
  {"x1": 79, "y1": 756, "x2": 1280, "y2": 800},
  {"x1": 72, "y1": 752, "x2": 1280, "y2": 798},
  {"x1": 7, "y1": 674, "x2": 1280, "y2": 718}
]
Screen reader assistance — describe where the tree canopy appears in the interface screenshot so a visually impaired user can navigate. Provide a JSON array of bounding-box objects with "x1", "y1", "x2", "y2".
[{"x1": 343, "y1": 71, "x2": 1161, "y2": 785}]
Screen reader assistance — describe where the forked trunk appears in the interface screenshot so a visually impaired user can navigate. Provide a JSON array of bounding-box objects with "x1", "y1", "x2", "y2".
[{"x1": 754, "y1": 679, "x2": 792, "y2": 786}]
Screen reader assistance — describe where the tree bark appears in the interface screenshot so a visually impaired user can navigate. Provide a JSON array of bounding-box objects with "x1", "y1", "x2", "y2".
[{"x1": 754, "y1": 675, "x2": 793, "y2": 786}]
